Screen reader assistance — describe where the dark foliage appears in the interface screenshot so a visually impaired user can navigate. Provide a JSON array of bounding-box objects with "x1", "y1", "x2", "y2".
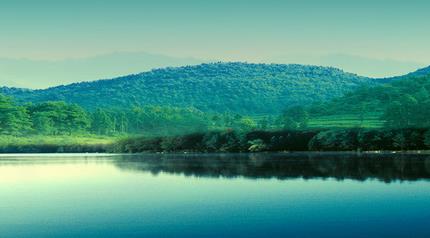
[{"x1": 112, "y1": 128, "x2": 430, "y2": 153}]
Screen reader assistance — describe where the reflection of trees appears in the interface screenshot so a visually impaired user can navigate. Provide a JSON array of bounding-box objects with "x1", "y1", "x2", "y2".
[
  {"x1": 426, "y1": 159, "x2": 430, "y2": 174},
  {"x1": 114, "y1": 153, "x2": 430, "y2": 183}
]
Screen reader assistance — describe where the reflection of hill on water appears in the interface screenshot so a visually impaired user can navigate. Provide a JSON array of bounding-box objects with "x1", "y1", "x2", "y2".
[{"x1": 114, "y1": 153, "x2": 430, "y2": 183}]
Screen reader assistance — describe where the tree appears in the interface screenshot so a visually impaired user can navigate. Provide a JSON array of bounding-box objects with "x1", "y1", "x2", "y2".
[
  {"x1": 65, "y1": 104, "x2": 91, "y2": 134},
  {"x1": 27, "y1": 101, "x2": 90, "y2": 135},
  {"x1": 382, "y1": 94, "x2": 418, "y2": 128},
  {"x1": 237, "y1": 117, "x2": 257, "y2": 131},
  {"x1": 424, "y1": 130, "x2": 430, "y2": 148},
  {"x1": 91, "y1": 109, "x2": 114, "y2": 135},
  {"x1": 31, "y1": 112, "x2": 54, "y2": 135},
  {"x1": 258, "y1": 117, "x2": 269, "y2": 130},
  {"x1": 0, "y1": 94, "x2": 32, "y2": 135},
  {"x1": 116, "y1": 112, "x2": 128, "y2": 134},
  {"x1": 281, "y1": 106, "x2": 309, "y2": 129},
  {"x1": 392, "y1": 132, "x2": 407, "y2": 150}
]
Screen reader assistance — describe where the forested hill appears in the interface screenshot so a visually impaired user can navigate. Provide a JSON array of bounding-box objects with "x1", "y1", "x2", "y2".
[
  {"x1": 310, "y1": 74, "x2": 430, "y2": 119},
  {"x1": 1, "y1": 62, "x2": 387, "y2": 114}
]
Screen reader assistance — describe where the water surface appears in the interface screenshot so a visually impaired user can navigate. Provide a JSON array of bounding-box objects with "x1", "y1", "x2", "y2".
[{"x1": 1, "y1": 153, "x2": 429, "y2": 238}]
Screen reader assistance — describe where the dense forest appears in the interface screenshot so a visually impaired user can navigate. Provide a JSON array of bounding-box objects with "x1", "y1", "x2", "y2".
[
  {"x1": 0, "y1": 93, "x2": 284, "y2": 137},
  {"x1": 309, "y1": 75, "x2": 430, "y2": 129},
  {"x1": 1, "y1": 63, "x2": 430, "y2": 153},
  {"x1": 110, "y1": 72, "x2": 430, "y2": 153},
  {"x1": 111, "y1": 128, "x2": 430, "y2": 153},
  {"x1": 0, "y1": 62, "x2": 387, "y2": 115}
]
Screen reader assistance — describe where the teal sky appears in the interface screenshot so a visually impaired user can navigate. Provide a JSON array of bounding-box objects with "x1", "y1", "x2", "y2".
[{"x1": 1, "y1": 0, "x2": 429, "y2": 85}]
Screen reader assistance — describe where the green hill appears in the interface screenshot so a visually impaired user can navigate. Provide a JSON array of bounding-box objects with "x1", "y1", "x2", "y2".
[
  {"x1": 312, "y1": 74, "x2": 430, "y2": 115},
  {"x1": 0, "y1": 62, "x2": 386, "y2": 115},
  {"x1": 308, "y1": 73, "x2": 430, "y2": 129}
]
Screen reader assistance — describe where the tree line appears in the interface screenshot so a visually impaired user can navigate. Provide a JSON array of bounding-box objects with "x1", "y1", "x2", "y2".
[
  {"x1": 0, "y1": 93, "x2": 295, "y2": 137},
  {"x1": 1, "y1": 88, "x2": 424, "y2": 139},
  {"x1": 112, "y1": 128, "x2": 430, "y2": 153}
]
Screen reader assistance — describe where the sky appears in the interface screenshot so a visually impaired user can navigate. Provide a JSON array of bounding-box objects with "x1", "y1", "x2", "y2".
[{"x1": 1, "y1": 0, "x2": 429, "y2": 87}]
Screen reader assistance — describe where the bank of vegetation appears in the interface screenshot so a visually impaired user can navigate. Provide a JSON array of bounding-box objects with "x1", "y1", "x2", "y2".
[
  {"x1": 0, "y1": 65, "x2": 430, "y2": 153},
  {"x1": 111, "y1": 128, "x2": 430, "y2": 153},
  {"x1": 113, "y1": 74, "x2": 430, "y2": 153}
]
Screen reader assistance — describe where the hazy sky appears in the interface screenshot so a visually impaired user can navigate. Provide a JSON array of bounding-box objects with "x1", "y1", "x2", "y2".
[{"x1": 1, "y1": 0, "x2": 429, "y2": 83}]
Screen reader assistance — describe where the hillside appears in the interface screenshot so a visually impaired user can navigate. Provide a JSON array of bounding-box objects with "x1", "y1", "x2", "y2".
[
  {"x1": 1, "y1": 62, "x2": 387, "y2": 114},
  {"x1": 310, "y1": 74, "x2": 430, "y2": 119}
]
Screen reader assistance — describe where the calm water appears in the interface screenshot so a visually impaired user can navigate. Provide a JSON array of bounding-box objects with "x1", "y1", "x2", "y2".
[{"x1": 0, "y1": 153, "x2": 430, "y2": 238}]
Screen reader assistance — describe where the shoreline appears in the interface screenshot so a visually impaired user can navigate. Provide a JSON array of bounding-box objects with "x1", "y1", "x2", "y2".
[{"x1": 1, "y1": 150, "x2": 430, "y2": 155}]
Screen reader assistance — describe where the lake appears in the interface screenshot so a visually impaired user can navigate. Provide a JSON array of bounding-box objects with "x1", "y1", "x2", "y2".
[{"x1": 0, "y1": 153, "x2": 429, "y2": 238}]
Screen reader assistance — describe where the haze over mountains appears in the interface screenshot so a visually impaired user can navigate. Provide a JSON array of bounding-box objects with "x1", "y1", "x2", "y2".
[
  {"x1": 0, "y1": 52, "x2": 426, "y2": 89},
  {"x1": 0, "y1": 52, "x2": 205, "y2": 88},
  {"x1": 270, "y1": 54, "x2": 426, "y2": 78}
]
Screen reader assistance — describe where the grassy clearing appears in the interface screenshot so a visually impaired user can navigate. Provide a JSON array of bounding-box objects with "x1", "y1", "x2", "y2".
[
  {"x1": 251, "y1": 113, "x2": 385, "y2": 129},
  {"x1": 0, "y1": 135, "x2": 117, "y2": 147},
  {"x1": 308, "y1": 114, "x2": 384, "y2": 129},
  {"x1": 0, "y1": 135, "x2": 119, "y2": 153}
]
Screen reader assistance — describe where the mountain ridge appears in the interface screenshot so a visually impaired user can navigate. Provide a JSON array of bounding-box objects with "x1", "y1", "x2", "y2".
[{"x1": 1, "y1": 62, "x2": 428, "y2": 115}]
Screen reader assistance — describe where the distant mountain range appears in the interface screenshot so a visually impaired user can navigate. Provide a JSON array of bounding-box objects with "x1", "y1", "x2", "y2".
[
  {"x1": 0, "y1": 62, "x2": 404, "y2": 115},
  {"x1": 0, "y1": 52, "x2": 205, "y2": 88}
]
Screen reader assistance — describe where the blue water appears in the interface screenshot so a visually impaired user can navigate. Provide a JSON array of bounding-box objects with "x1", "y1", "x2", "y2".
[{"x1": 0, "y1": 153, "x2": 429, "y2": 238}]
